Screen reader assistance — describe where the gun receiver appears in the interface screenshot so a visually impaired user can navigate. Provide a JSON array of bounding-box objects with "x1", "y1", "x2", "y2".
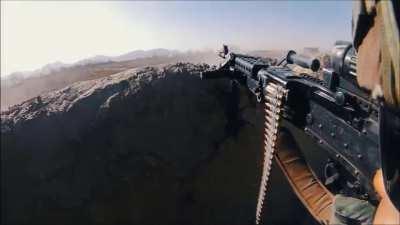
[{"x1": 200, "y1": 43, "x2": 400, "y2": 222}]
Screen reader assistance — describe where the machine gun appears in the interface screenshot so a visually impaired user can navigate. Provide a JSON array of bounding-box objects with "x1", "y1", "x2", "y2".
[{"x1": 200, "y1": 42, "x2": 400, "y2": 224}]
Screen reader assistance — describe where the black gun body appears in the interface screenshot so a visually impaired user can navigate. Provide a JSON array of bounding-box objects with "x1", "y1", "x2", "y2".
[
  {"x1": 304, "y1": 100, "x2": 379, "y2": 197},
  {"x1": 234, "y1": 55, "x2": 269, "y2": 78},
  {"x1": 203, "y1": 50, "x2": 381, "y2": 200},
  {"x1": 202, "y1": 42, "x2": 400, "y2": 210},
  {"x1": 259, "y1": 66, "x2": 380, "y2": 198}
]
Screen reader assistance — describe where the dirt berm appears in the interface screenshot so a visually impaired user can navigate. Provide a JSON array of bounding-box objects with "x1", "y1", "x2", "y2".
[{"x1": 1, "y1": 63, "x2": 317, "y2": 225}]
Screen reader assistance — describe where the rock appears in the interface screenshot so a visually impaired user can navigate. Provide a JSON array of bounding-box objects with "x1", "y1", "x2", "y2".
[{"x1": 1, "y1": 63, "x2": 315, "y2": 225}]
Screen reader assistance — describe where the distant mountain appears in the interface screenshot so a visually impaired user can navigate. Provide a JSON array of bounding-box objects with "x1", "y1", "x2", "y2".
[
  {"x1": 1, "y1": 49, "x2": 182, "y2": 86},
  {"x1": 114, "y1": 48, "x2": 180, "y2": 62},
  {"x1": 2, "y1": 61, "x2": 71, "y2": 87},
  {"x1": 39, "y1": 61, "x2": 70, "y2": 75},
  {"x1": 246, "y1": 50, "x2": 287, "y2": 59},
  {"x1": 74, "y1": 55, "x2": 114, "y2": 66}
]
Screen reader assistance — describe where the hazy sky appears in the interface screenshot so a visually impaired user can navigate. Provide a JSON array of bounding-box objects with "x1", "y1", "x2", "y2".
[{"x1": 1, "y1": 1, "x2": 352, "y2": 76}]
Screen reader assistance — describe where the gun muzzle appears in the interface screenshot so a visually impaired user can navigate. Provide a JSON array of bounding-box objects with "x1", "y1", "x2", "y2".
[{"x1": 286, "y1": 50, "x2": 320, "y2": 72}]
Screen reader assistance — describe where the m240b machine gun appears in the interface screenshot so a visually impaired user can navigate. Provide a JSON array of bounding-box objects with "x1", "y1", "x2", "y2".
[{"x1": 200, "y1": 43, "x2": 400, "y2": 224}]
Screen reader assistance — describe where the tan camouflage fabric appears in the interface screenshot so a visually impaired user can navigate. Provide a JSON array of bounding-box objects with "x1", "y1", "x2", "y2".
[
  {"x1": 356, "y1": 0, "x2": 400, "y2": 107},
  {"x1": 379, "y1": 1, "x2": 400, "y2": 107}
]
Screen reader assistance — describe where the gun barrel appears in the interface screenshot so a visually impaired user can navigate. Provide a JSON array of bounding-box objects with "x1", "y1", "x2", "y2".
[{"x1": 286, "y1": 50, "x2": 320, "y2": 72}]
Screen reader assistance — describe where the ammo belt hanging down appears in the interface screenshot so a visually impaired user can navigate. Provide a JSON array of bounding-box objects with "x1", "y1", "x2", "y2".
[{"x1": 256, "y1": 83, "x2": 334, "y2": 225}]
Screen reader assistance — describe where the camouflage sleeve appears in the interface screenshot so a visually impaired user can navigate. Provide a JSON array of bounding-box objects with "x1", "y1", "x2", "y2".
[{"x1": 353, "y1": 0, "x2": 399, "y2": 107}]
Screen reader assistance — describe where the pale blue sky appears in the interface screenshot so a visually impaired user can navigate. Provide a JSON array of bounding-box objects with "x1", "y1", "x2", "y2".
[
  {"x1": 1, "y1": 1, "x2": 353, "y2": 76},
  {"x1": 113, "y1": 1, "x2": 353, "y2": 50}
]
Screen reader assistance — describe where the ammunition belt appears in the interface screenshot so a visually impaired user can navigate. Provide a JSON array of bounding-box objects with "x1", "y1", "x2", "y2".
[
  {"x1": 255, "y1": 83, "x2": 287, "y2": 225},
  {"x1": 255, "y1": 82, "x2": 334, "y2": 225}
]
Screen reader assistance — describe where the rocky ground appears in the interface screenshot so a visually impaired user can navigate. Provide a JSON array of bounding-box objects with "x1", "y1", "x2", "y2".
[
  {"x1": 1, "y1": 52, "x2": 219, "y2": 110},
  {"x1": 1, "y1": 63, "x2": 317, "y2": 225}
]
